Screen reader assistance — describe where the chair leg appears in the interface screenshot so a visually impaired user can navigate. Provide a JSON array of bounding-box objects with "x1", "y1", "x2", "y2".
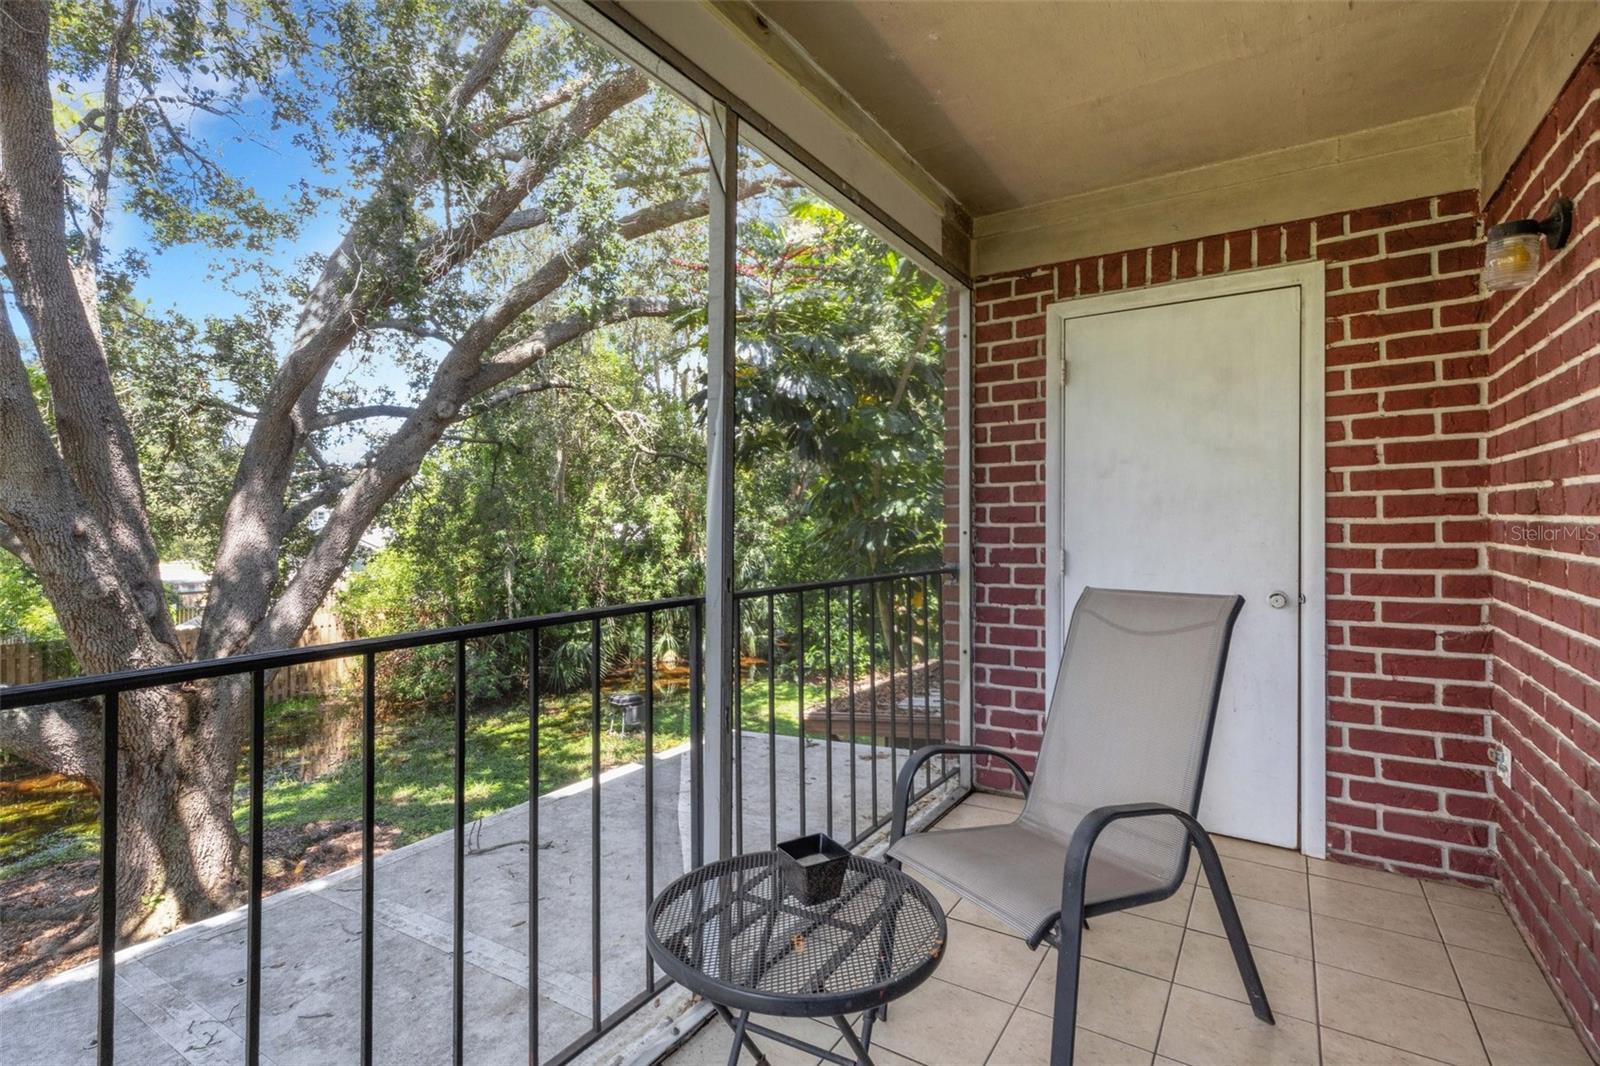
[
  {"x1": 1049, "y1": 908, "x2": 1085, "y2": 1066},
  {"x1": 1189, "y1": 833, "x2": 1275, "y2": 1025}
]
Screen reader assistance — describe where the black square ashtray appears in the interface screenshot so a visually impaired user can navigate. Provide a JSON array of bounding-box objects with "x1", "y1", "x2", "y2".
[{"x1": 776, "y1": 833, "x2": 850, "y2": 905}]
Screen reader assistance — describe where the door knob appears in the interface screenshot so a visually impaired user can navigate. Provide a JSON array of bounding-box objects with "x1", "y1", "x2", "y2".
[{"x1": 1267, "y1": 591, "x2": 1290, "y2": 609}]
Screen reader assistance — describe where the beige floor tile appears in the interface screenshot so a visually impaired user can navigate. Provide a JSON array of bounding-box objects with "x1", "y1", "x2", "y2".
[
  {"x1": 867, "y1": 976, "x2": 1014, "y2": 1064},
  {"x1": 1022, "y1": 953, "x2": 1170, "y2": 1052},
  {"x1": 1420, "y1": 880, "x2": 1502, "y2": 913},
  {"x1": 1307, "y1": 856, "x2": 1425, "y2": 896},
  {"x1": 949, "y1": 897, "x2": 1027, "y2": 939},
  {"x1": 1448, "y1": 945, "x2": 1568, "y2": 1025},
  {"x1": 1471, "y1": 1004, "x2": 1592, "y2": 1066},
  {"x1": 963, "y1": 792, "x2": 1026, "y2": 815},
  {"x1": 940, "y1": 917, "x2": 1047, "y2": 1003},
  {"x1": 1309, "y1": 875, "x2": 1440, "y2": 939},
  {"x1": 1316, "y1": 964, "x2": 1487, "y2": 1066},
  {"x1": 986, "y1": 1006, "x2": 1151, "y2": 1066},
  {"x1": 671, "y1": 1013, "x2": 834, "y2": 1066},
  {"x1": 1173, "y1": 928, "x2": 1316, "y2": 1022},
  {"x1": 1213, "y1": 836, "x2": 1308, "y2": 873},
  {"x1": 1155, "y1": 984, "x2": 1319, "y2": 1066},
  {"x1": 1429, "y1": 902, "x2": 1531, "y2": 961},
  {"x1": 1190, "y1": 887, "x2": 1313, "y2": 959},
  {"x1": 1082, "y1": 911, "x2": 1185, "y2": 979},
  {"x1": 1319, "y1": 1027, "x2": 1459, "y2": 1066},
  {"x1": 1125, "y1": 881, "x2": 1196, "y2": 928},
  {"x1": 1219, "y1": 855, "x2": 1311, "y2": 910},
  {"x1": 1312, "y1": 914, "x2": 1459, "y2": 996},
  {"x1": 933, "y1": 804, "x2": 1018, "y2": 831}
]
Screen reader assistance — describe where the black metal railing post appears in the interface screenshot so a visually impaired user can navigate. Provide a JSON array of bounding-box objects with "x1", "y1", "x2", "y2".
[
  {"x1": 822, "y1": 589, "x2": 834, "y2": 840},
  {"x1": 846, "y1": 584, "x2": 858, "y2": 841},
  {"x1": 921, "y1": 576, "x2": 934, "y2": 792},
  {"x1": 97, "y1": 689, "x2": 119, "y2": 1066},
  {"x1": 888, "y1": 580, "x2": 898, "y2": 790},
  {"x1": 527, "y1": 629, "x2": 540, "y2": 1066},
  {"x1": 766, "y1": 592, "x2": 776, "y2": 849},
  {"x1": 796, "y1": 591, "x2": 805, "y2": 837},
  {"x1": 588, "y1": 619, "x2": 602, "y2": 1033},
  {"x1": 247, "y1": 670, "x2": 266, "y2": 1066},
  {"x1": 361, "y1": 651, "x2": 376, "y2": 1066},
  {"x1": 689, "y1": 603, "x2": 704, "y2": 870},
  {"x1": 643, "y1": 610, "x2": 655, "y2": 994},
  {"x1": 453, "y1": 639, "x2": 467, "y2": 1066},
  {"x1": 868, "y1": 579, "x2": 879, "y2": 832},
  {"x1": 733, "y1": 597, "x2": 743, "y2": 856}
]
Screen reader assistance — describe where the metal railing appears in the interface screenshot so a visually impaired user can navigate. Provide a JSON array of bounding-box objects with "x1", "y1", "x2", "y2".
[
  {"x1": 731, "y1": 567, "x2": 957, "y2": 854},
  {"x1": 0, "y1": 565, "x2": 958, "y2": 1066}
]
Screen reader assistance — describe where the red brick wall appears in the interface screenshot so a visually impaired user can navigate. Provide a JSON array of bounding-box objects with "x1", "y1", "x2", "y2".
[
  {"x1": 1484, "y1": 40, "x2": 1600, "y2": 1048},
  {"x1": 967, "y1": 196, "x2": 1501, "y2": 881}
]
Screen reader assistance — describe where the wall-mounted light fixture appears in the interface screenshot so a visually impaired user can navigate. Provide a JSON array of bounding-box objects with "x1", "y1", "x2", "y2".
[{"x1": 1483, "y1": 197, "x2": 1573, "y2": 291}]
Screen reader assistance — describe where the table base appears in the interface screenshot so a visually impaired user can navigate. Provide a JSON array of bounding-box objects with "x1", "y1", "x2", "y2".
[{"x1": 712, "y1": 1003, "x2": 884, "y2": 1066}]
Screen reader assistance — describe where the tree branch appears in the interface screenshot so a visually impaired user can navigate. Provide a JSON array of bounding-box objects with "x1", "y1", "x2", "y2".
[
  {"x1": 255, "y1": 296, "x2": 683, "y2": 650},
  {"x1": 83, "y1": 0, "x2": 140, "y2": 270},
  {"x1": 309, "y1": 404, "x2": 416, "y2": 430},
  {"x1": 0, "y1": 701, "x2": 102, "y2": 785},
  {"x1": 0, "y1": 300, "x2": 174, "y2": 674},
  {"x1": 367, "y1": 318, "x2": 457, "y2": 345},
  {"x1": 205, "y1": 49, "x2": 644, "y2": 660},
  {"x1": 0, "y1": 519, "x2": 34, "y2": 569},
  {"x1": 282, "y1": 474, "x2": 358, "y2": 531},
  {"x1": 0, "y1": 2, "x2": 170, "y2": 638},
  {"x1": 418, "y1": 68, "x2": 649, "y2": 284}
]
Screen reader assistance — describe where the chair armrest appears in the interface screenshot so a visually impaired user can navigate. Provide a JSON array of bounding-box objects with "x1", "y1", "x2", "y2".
[
  {"x1": 1024, "y1": 802, "x2": 1201, "y2": 947},
  {"x1": 890, "y1": 744, "x2": 1033, "y2": 845}
]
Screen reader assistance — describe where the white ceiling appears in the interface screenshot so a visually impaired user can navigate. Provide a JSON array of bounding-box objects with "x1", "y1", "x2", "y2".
[{"x1": 755, "y1": 1, "x2": 1518, "y2": 217}]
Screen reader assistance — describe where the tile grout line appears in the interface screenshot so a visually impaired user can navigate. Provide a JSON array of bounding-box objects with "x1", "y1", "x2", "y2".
[
  {"x1": 975, "y1": 933, "x2": 1044, "y2": 1066},
  {"x1": 1146, "y1": 876, "x2": 1201, "y2": 1066},
  {"x1": 1316, "y1": 1022, "x2": 1476, "y2": 1066},
  {"x1": 1426, "y1": 890, "x2": 1496, "y2": 1066},
  {"x1": 1310, "y1": 870, "x2": 1492, "y2": 1066},
  {"x1": 1308, "y1": 866, "x2": 1325, "y2": 1066}
]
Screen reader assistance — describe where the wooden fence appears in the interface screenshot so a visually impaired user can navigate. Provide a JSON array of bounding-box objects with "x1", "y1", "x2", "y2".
[{"x1": 0, "y1": 609, "x2": 355, "y2": 703}]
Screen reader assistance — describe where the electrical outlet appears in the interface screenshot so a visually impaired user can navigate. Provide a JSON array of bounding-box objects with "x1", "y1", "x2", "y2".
[{"x1": 1492, "y1": 744, "x2": 1512, "y2": 785}]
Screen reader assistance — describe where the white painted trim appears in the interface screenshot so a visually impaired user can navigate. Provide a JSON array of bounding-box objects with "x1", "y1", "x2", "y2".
[
  {"x1": 563, "y1": 0, "x2": 962, "y2": 286},
  {"x1": 957, "y1": 286, "x2": 976, "y2": 776},
  {"x1": 1042, "y1": 262, "x2": 1328, "y2": 858},
  {"x1": 976, "y1": 110, "x2": 1474, "y2": 277},
  {"x1": 703, "y1": 102, "x2": 739, "y2": 861}
]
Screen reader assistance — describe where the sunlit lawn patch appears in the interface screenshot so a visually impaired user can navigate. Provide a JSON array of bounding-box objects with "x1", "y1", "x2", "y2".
[{"x1": 1, "y1": 672, "x2": 823, "y2": 880}]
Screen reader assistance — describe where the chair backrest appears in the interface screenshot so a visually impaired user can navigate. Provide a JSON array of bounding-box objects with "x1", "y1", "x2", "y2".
[{"x1": 1017, "y1": 587, "x2": 1244, "y2": 889}]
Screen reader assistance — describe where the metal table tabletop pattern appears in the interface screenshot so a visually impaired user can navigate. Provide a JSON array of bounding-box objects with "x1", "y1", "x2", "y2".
[{"x1": 647, "y1": 850, "x2": 947, "y2": 1065}]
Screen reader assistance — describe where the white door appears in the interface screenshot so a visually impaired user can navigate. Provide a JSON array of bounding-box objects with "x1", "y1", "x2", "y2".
[{"x1": 1059, "y1": 286, "x2": 1301, "y2": 847}]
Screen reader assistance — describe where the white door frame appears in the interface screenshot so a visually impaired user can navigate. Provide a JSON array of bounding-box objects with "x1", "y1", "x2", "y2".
[{"x1": 1042, "y1": 261, "x2": 1328, "y2": 858}]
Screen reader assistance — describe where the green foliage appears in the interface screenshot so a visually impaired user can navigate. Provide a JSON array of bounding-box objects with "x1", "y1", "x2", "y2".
[
  {"x1": 0, "y1": 557, "x2": 61, "y2": 642},
  {"x1": 731, "y1": 195, "x2": 947, "y2": 585}
]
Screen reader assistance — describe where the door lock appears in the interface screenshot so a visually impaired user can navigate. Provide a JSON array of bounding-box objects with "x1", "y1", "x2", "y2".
[{"x1": 1267, "y1": 591, "x2": 1291, "y2": 609}]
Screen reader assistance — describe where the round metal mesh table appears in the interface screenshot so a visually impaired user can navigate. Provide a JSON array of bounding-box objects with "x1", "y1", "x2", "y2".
[{"x1": 646, "y1": 850, "x2": 947, "y2": 1020}]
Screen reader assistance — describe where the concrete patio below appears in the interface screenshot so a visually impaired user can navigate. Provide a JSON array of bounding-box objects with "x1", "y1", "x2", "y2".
[{"x1": 0, "y1": 733, "x2": 936, "y2": 1066}]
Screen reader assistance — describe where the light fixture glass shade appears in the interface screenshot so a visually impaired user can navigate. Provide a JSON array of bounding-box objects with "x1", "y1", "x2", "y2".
[{"x1": 1483, "y1": 231, "x2": 1542, "y2": 291}]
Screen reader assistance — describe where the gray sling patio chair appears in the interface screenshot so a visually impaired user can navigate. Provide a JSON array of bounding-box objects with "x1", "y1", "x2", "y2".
[{"x1": 888, "y1": 587, "x2": 1271, "y2": 1066}]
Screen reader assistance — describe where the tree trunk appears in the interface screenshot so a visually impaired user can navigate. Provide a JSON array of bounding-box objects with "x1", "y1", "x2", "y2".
[{"x1": 110, "y1": 685, "x2": 246, "y2": 940}]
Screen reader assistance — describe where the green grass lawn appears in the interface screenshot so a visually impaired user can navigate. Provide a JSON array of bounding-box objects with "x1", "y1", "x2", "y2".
[
  {"x1": 0, "y1": 673, "x2": 819, "y2": 878},
  {"x1": 251, "y1": 675, "x2": 809, "y2": 845}
]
